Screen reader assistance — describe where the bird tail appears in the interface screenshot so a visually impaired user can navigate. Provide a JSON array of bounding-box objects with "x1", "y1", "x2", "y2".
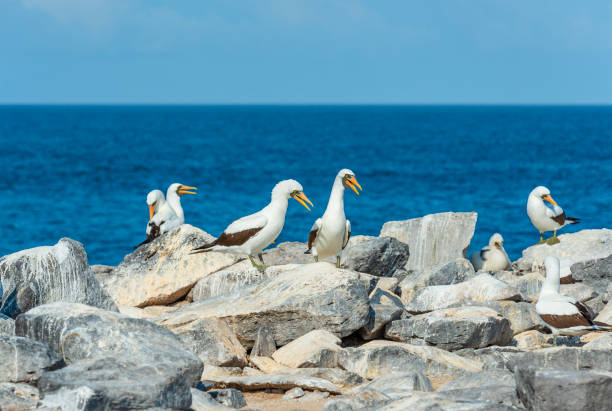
[
  {"x1": 566, "y1": 216, "x2": 580, "y2": 225},
  {"x1": 190, "y1": 241, "x2": 217, "y2": 255},
  {"x1": 304, "y1": 248, "x2": 312, "y2": 255},
  {"x1": 593, "y1": 321, "x2": 612, "y2": 330}
]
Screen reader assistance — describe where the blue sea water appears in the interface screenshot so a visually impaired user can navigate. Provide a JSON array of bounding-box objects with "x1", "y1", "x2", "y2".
[{"x1": 0, "y1": 105, "x2": 610, "y2": 265}]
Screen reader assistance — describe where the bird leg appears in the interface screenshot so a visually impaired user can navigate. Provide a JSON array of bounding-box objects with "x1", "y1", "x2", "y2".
[
  {"x1": 336, "y1": 255, "x2": 342, "y2": 269},
  {"x1": 248, "y1": 255, "x2": 266, "y2": 273},
  {"x1": 258, "y1": 253, "x2": 265, "y2": 264},
  {"x1": 537, "y1": 233, "x2": 545, "y2": 245},
  {"x1": 546, "y1": 230, "x2": 560, "y2": 245},
  {"x1": 552, "y1": 334, "x2": 557, "y2": 346},
  {"x1": 314, "y1": 255, "x2": 319, "y2": 263}
]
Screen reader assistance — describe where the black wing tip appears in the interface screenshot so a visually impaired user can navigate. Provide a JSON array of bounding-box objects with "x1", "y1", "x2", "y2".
[
  {"x1": 567, "y1": 216, "x2": 580, "y2": 224},
  {"x1": 190, "y1": 242, "x2": 216, "y2": 255},
  {"x1": 304, "y1": 249, "x2": 311, "y2": 254}
]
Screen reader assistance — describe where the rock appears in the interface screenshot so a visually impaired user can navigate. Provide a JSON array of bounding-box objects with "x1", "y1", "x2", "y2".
[
  {"x1": 301, "y1": 391, "x2": 330, "y2": 400},
  {"x1": 15, "y1": 302, "x2": 203, "y2": 386},
  {"x1": 360, "y1": 288, "x2": 404, "y2": 340},
  {"x1": 375, "y1": 277, "x2": 399, "y2": 293},
  {"x1": 398, "y1": 258, "x2": 477, "y2": 305},
  {"x1": 0, "y1": 238, "x2": 117, "y2": 317},
  {"x1": 250, "y1": 326, "x2": 276, "y2": 357},
  {"x1": 498, "y1": 272, "x2": 544, "y2": 301},
  {"x1": 437, "y1": 370, "x2": 518, "y2": 407},
  {"x1": 158, "y1": 316, "x2": 247, "y2": 367},
  {"x1": 515, "y1": 367, "x2": 612, "y2": 411},
  {"x1": 494, "y1": 301, "x2": 547, "y2": 335},
  {"x1": 514, "y1": 330, "x2": 550, "y2": 350},
  {"x1": 350, "y1": 372, "x2": 433, "y2": 397},
  {"x1": 323, "y1": 391, "x2": 393, "y2": 411},
  {"x1": 517, "y1": 229, "x2": 612, "y2": 272},
  {"x1": 507, "y1": 346, "x2": 612, "y2": 372},
  {"x1": 0, "y1": 316, "x2": 14, "y2": 335},
  {"x1": 191, "y1": 388, "x2": 233, "y2": 410},
  {"x1": 0, "y1": 382, "x2": 39, "y2": 410},
  {"x1": 341, "y1": 237, "x2": 410, "y2": 277},
  {"x1": 385, "y1": 306, "x2": 513, "y2": 350},
  {"x1": 595, "y1": 300, "x2": 612, "y2": 324},
  {"x1": 156, "y1": 263, "x2": 370, "y2": 348},
  {"x1": 262, "y1": 241, "x2": 336, "y2": 265},
  {"x1": 206, "y1": 374, "x2": 343, "y2": 394},
  {"x1": 584, "y1": 334, "x2": 612, "y2": 350},
  {"x1": 0, "y1": 334, "x2": 62, "y2": 383},
  {"x1": 38, "y1": 357, "x2": 193, "y2": 409},
  {"x1": 191, "y1": 261, "x2": 300, "y2": 301},
  {"x1": 457, "y1": 346, "x2": 525, "y2": 371},
  {"x1": 570, "y1": 254, "x2": 612, "y2": 295},
  {"x1": 560, "y1": 283, "x2": 599, "y2": 303},
  {"x1": 209, "y1": 388, "x2": 247, "y2": 409},
  {"x1": 370, "y1": 391, "x2": 515, "y2": 410},
  {"x1": 98, "y1": 224, "x2": 238, "y2": 307},
  {"x1": 90, "y1": 264, "x2": 113, "y2": 276},
  {"x1": 201, "y1": 365, "x2": 244, "y2": 379},
  {"x1": 380, "y1": 212, "x2": 478, "y2": 271},
  {"x1": 272, "y1": 329, "x2": 342, "y2": 368},
  {"x1": 405, "y1": 274, "x2": 521, "y2": 314},
  {"x1": 337, "y1": 340, "x2": 483, "y2": 379},
  {"x1": 282, "y1": 387, "x2": 305, "y2": 399}
]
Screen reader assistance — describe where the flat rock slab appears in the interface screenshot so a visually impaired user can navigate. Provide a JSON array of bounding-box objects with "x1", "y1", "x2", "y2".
[
  {"x1": 341, "y1": 236, "x2": 410, "y2": 277},
  {"x1": 0, "y1": 317, "x2": 15, "y2": 335},
  {"x1": 15, "y1": 302, "x2": 203, "y2": 386},
  {"x1": 506, "y1": 346, "x2": 612, "y2": 372},
  {"x1": 271, "y1": 329, "x2": 342, "y2": 368},
  {"x1": 457, "y1": 346, "x2": 526, "y2": 371},
  {"x1": 349, "y1": 372, "x2": 433, "y2": 398},
  {"x1": 98, "y1": 224, "x2": 238, "y2": 307},
  {"x1": 380, "y1": 212, "x2": 477, "y2": 271},
  {"x1": 374, "y1": 391, "x2": 514, "y2": 411},
  {"x1": 570, "y1": 254, "x2": 612, "y2": 295},
  {"x1": 515, "y1": 367, "x2": 612, "y2": 411},
  {"x1": 0, "y1": 334, "x2": 62, "y2": 383},
  {"x1": 157, "y1": 263, "x2": 370, "y2": 348},
  {"x1": 360, "y1": 292, "x2": 404, "y2": 340},
  {"x1": 0, "y1": 238, "x2": 117, "y2": 317},
  {"x1": 206, "y1": 374, "x2": 343, "y2": 394},
  {"x1": 385, "y1": 306, "x2": 512, "y2": 350},
  {"x1": 338, "y1": 340, "x2": 483, "y2": 379},
  {"x1": 517, "y1": 229, "x2": 612, "y2": 272},
  {"x1": 0, "y1": 382, "x2": 39, "y2": 410},
  {"x1": 405, "y1": 273, "x2": 521, "y2": 314}
]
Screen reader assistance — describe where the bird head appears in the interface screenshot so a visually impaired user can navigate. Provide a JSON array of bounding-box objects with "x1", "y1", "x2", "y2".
[{"x1": 339, "y1": 169, "x2": 362, "y2": 196}]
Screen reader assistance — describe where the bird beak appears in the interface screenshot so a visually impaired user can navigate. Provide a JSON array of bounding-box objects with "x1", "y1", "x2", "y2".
[
  {"x1": 543, "y1": 194, "x2": 557, "y2": 206},
  {"x1": 292, "y1": 192, "x2": 313, "y2": 211},
  {"x1": 178, "y1": 185, "x2": 198, "y2": 195},
  {"x1": 148, "y1": 204, "x2": 155, "y2": 220},
  {"x1": 345, "y1": 176, "x2": 362, "y2": 196},
  {"x1": 495, "y1": 242, "x2": 502, "y2": 250}
]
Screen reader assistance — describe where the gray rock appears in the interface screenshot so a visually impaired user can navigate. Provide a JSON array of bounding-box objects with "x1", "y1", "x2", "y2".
[
  {"x1": 15, "y1": 302, "x2": 203, "y2": 386},
  {"x1": 507, "y1": 346, "x2": 612, "y2": 372},
  {"x1": 0, "y1": 238, "x2": 117, "y2": 317},
  {"x1": 560, "y1": 283, "x2": 599, "y2": 303},
  {"x1": 360, "y1": 288, "x2": 404, "y2": 340},
  {"x1": 515, "y1": 367, "x2": 612, "y2": 411},
  {"x1": 341, "y1": 237, "x2": 410, "y2": 277},
  {"x1": 100, "y1": 224, "x2": 238, "y2": 307},
  {"x1": 495, "y1": 301, "x2": 547, "y2": 335},
  {"x1": 209, "y1": 388, "x2": 247, "y2": 409},
  {"x1": 380, "y1": 212, "x2": 478, "y2": 271},
  {"x1": 436, "y1": 386, "x2": 519, "y2": 408},
  {"x1": 322, "y1": 391, "x2": 393, "y2": 411},
  {"x1": 584, "y1": 334, "x2": 612, "y2": 350},
  {"x1": 301, "y1": 391, "x2": 330, "y2": 400},
  {"x1": 375, "y1": 391, "x2": 514, "y2": 411},
  {"x1": 496, "y1": 272, "x2": 543, "y2": 301},
  {"x1": 350, "y1": 372, "x2": 433, "y2": 398},
  {"x1": 375, "y1": 277, "x2": 399, "y2": 293},
  {"x1": 37, "y1": 385, "x2": 103, "y2": 411},
  {"x1": 156, "y1": 263, "x2": 370, "y2": 348},
  {"x1": 337, "y1": 340, "x2": 483, "y2": 379},
  {"x1": 204, "y1": 374, "x2": 343, "y2": 394},
  {"x1": 38, "y1": 357, "x2": 192, "y2": 409},
  {"x1": 191, "y1": 388, "x2": 233, "y2": 410},
  {"x1": 570, "y1": 254, "x2": 612, "y2": 295},
  {"x1": 0, "y1": 316, "x2": 14, "y2": 335},
  {"x1": 262, "y1": 241, "x2": 337, "y2": 265},
  {"x1": 385, "y1": 306, "x2": 513, "y2": 350},
  {"x1": 405, "y1": 274, "x2": 522, "y2": 314},
  {"x1": 0, "y1": 382, "x2": 39, "y2": 410},
  {"x1": 457, "y1": 346, "x2": 525, "y2": 371},
  {"x1": 282, "y1": 387, "x2": 305, "y2": 399},
  {"x1": 438, "y1": 370, "x2": 514, "y2": 391},
  {"x1": 250, "y1": 326, "x2": 276, "y2": 357},
  {"x1": 271, "y1": 329, "x2": 342, "y2": 368},
  {"x1": 0, "y1": 334, "x2": 62, "y2": 383},
  {"x1": 595, "y1": 300, "x2": 612, "y2": 324}
]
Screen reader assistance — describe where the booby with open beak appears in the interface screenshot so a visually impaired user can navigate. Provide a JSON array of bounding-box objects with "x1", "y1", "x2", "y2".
[
  {"x1": 305, "y1": 169, "x2": 361, "y2": 268},
  {"x1": 469, "y1": 233, "x2": 511, "y2": 271},
  {"x1": 137, "y1": 183, "x2": 197, "y2": 247},
  {"x1": 191, "y1": 179, "x2": 312, "y2": 272},
  {"x1": 527, "y1": 186, "x2": 580, "y2": 245}
]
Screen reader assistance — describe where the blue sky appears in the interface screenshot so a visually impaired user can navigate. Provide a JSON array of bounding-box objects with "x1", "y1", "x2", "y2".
[{"x1": 1, "y1": 0, "x2": 611, "y2": 104}]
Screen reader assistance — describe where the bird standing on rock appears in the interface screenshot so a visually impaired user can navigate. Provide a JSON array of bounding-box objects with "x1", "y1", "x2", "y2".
[
  {"x1": 527, "y1": 186, "x2": 579, "y2": 245},
  {"x1": 191, "y1": 179, "x2": 313, "y2": 272},
  {"x1": 469, "y1": 233, "x2": 511, "y2": 271},
  {"x1": 305, "y1": 169, "x2": 361, "y2": 268}
]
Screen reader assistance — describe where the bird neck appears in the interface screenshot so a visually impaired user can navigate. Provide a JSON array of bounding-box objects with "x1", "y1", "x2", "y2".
[
  {"x1": 166, "y1": 192, "x2": 184, "y2": 220},
  {"x1": 542, "y1": 275, "x2": 560, "y2": 295},
  {"x1": 325, "y1": 177, "x2": 345, "y2": 213}
]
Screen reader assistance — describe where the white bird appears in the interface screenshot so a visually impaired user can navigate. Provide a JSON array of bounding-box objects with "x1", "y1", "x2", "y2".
[
  {"x1": 146, "y1": 189, "x2": 165, "y2": 220},
  {"x1": 535, "y1": 256, "x2": 610, "y2": 345},
  {"x1": 191, "y1": 179, "x2": 313, "y2": 272},
  {"x1": 137, "y1": 183, "x2": 197, "y2": 247},
  {"x1": 469, "y1": 233, "x2": 511, "y2": 271},
  {"x1": 527, "y1": 186, "x2": 579, "y2": 245},
  {"x1": 305, "y1": 169, "x2": 361, "y2": 268}
]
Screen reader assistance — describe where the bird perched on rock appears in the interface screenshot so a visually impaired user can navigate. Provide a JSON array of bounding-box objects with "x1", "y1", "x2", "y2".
[
  {"x1": 191, "y1": 179, "x2": 312, "y2": 272},
  {"x1": 137, "y1": 183, "x2": 197, "y2": 247},
  {"x1": 469, "y1": 233, "x2": 511, "y2": 271},
  {"x1": 535, "y1": 256, "x2": 610, "y2": 345},
  {"x1": 527, "y1": 186, "x2": 579, "y2": 245},
  {"x1": 305, "y1": 169, "x2": 361, "y2": 268}
]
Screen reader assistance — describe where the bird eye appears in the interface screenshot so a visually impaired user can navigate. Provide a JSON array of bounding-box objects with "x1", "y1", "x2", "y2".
[{"x1": 345, "y1": 174, "x2": 350, "y2": 178}]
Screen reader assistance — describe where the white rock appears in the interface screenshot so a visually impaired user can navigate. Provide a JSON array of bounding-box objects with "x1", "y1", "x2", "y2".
[{"x1": 272, "y1": 329, "x2": 342, "y2": 368}]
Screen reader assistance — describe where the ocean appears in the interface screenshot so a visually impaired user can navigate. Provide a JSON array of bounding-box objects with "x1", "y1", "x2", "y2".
[{"x1": 0, "y1": 105, "x2": 610, "y2": 265}]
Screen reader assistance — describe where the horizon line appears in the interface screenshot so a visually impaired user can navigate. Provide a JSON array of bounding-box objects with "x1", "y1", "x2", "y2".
[{"x1": 2, "y1": 102, "x2": 612, "y2": 107}]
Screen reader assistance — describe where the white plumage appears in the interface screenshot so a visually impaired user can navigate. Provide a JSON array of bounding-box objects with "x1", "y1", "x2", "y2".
[
  {"x1": 306, "y1": 169, "x2": 361, "y2": 267},
  {"x1": 146, "y1": 189, "x2": 165, "y2": 220},
  {"x1": 527, "y1": 186, "x2": 579, "y2": 244},
  {"x1": 469, "y1": 233, "x2": 511, "y2": 271}
]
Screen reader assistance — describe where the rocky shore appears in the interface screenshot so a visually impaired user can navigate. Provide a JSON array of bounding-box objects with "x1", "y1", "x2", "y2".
[{"x1": 1, "y1": 212, "x2": 611, "y2": 410}]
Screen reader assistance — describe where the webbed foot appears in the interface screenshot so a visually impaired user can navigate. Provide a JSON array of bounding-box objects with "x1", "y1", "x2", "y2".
[{"x1": 546, "y1": 237, "x2": 560, "y2": 245}]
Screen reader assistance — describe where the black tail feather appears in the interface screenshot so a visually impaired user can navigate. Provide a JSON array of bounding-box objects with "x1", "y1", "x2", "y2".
[
  {"x1": 304, "y1": 249, "x2": 311, "y2": 255},
  {"x1": 566, "y1": 216, "x2": 580, "y2": 224},
  {"x1": 190, "y1": 241, "x2": 217, "y2": 255}
]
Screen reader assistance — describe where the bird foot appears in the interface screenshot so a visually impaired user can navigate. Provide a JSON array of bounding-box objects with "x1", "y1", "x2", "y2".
[
  {"x1": 253, "y1": 263, "x2": 266, "y2": 273},
  {"x1": 546, "y1": 237, "x2": 560, "y2": 246},
  {"x1": 537, "y1": 239, "x2": 546, "y2": 245}
]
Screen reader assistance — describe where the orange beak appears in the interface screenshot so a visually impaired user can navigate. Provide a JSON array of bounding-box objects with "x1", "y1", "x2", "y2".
[
  {"x1": 148, "y1": 204, "x2": 155, "y2": 220},
  {"x1": 345, "y1": 176, "x2": 362, "y2": 196},
  {"x1": 292, "y1": 192, "x2": 313, "y2": 211},
  {"x1": 178, "y1": 185, "x2": 198, "y2": 195},
  {"x1": 543, "y1": 194, "x2": 557, "y2": 206}
]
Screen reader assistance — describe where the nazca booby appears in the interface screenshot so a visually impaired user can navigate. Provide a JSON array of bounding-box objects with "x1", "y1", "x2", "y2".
[
  {"x1": 469, "y1": 233, "x2": 511, "y2": 271},
  {"x1": 146, "y1": 189, "x2": 165, "y2": 220},
  {"x1": 527, "y1": 186, "x2": 579, "y2": 245}
]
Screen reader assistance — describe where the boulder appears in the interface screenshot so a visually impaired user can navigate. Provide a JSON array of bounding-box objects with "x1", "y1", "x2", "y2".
[
  {"x1": 349, "y1": 372, "x2": 433, "y2": 397},
  {"x1": 517, "y1": 229, "x2": 612, "y2": 272},
  {"x1": 405, "y1": 274, "x2": 521, "y2": 314},
  {"x1": 385, "y1": 306, "x2": 513, "y2": 350},
  {"x1": 97, "y1": 225, "x2": 238, "y2": 307},
  {"x1": 488, "y1": 301, "x2": 547, "y2": 335},
  {"x1": 507, "y1": 346, "x2": 612, "y2": 372},
  {"x1": 375, "y1": 277, "x2": 399, "y2": 293},
  {"x1": 360, "y1": 288, "x2": 404, "y2": 340},
  {"x1": 191, "y1": 388, "x2": 233, "y2": 410},
  {"x1": 282, "y1": 387, "x2": 305, "y2": 399},
  {"x1": 337, "y1": 340, "x2": 483, "y2": 379},
  {"x1": 0, "y1": 335, "x2": 62, "y2": 383},
  {"x1": 560, "y1": 283, "x2": 599, "y2": 303},
  {"x1": 570, "y1": 254, "x2": 612, "y2": 295},
  {"x1": 261, "y1": 241, "x2": 335, "y2": 265},
  {"x1": 515, "y1": 367, "x2": 612, "y2": 411},
  {"x1": 595, "y1": 300, "x2": 612, "y2": 324},
  {"x1": 0, "y1": 316, "x2": 14, "y2": 335},
  {"x1": 0, "y1": 238, "x2": 117, "y2": 317},
  {"x1": 15, "y1": 302, "x2": 203, "y2": 386},
  {"x1": 250, "y1": 326, "x2": 276, "y2": 357},
  {"x1": 584, "y1": 334, "x2": 612, "y2": 350},
  {"x1": 271, "y1": 330, "x2": 342, "y2": 368},
  {"x1": 368, "y1": 391, "x2": 514, "y2": 411},
  {"x1": 380, "y1": 212, "x2": 477, "y2": 271},
  {"x1": 500, "y1": 272, "x2": 544, "y2": 302},
  {"x1": 457, "y1": 346, "x2": 525, "y2": 371},
  {"x1": 323, "y1": 391, "x2": 393, "y2": 411},
  {"x1": 209, "y1": 388, "x2": 247, "y2": 409},
  {"x1": 0, "y1": 382, "x2": 39, "y2": 410},
  {"x1": 514, "y1": 330, "x2": 550, "y2": 350},
  {"x1": 205, "y1": 374, "x2": 343, "y2": 394},
  {"x1": 156, "y1": 263, "x2": 370, "y2": 348},
  {"x1": 437, "y1": 370, "x2": 518, "y2": 407},
  {"x1": 341, "y1": 237, "x2": 410, "y2": 277}
]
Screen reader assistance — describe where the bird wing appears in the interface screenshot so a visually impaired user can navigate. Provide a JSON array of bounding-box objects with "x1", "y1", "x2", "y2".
[
  {"x1": 307, "y1": 218, "x2": 322, "y2": 251},
  {"x1": 537, "y1": 297, "x2": 593, "y2": 328},
  {"x1": 216, "y1": 213, "x2": 268, "y2": 247},
  {"x1": 343, "y1": 220, "x2": 351, "y2": 249},
  {"x1": 546, "y1": 204, "x2": 566, "y2": 226},
  {"x1": 480, "y1": 246, "x2": 491, "y2": 261}
]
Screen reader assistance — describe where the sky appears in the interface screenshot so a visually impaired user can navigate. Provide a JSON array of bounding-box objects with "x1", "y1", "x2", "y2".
[{"x1": 1, "y1": 0, "x2": 611, "y2": 104}]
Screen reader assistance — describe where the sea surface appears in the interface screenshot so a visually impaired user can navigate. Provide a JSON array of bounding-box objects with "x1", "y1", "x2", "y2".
[{"x1": 0, "y1": 105, "x2": 610, "y2": 265}]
